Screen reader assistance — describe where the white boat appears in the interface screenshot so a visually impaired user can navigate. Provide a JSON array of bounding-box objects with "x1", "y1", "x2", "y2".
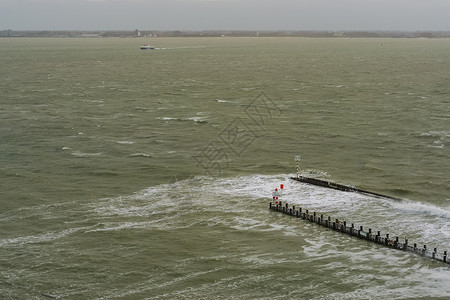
[{"x1": 140, "y1": 44, "x2": 155, "y2": 50}]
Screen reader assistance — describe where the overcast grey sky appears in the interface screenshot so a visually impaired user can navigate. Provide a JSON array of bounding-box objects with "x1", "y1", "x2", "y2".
[{"x1": 1, "y1": 0, "x2": 450, "y2": 31}]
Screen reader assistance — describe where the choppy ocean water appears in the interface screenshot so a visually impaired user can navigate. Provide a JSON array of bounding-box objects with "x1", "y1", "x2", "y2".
[{"x1": 0, "y1": 37, "x2": 449, "y2": 299}]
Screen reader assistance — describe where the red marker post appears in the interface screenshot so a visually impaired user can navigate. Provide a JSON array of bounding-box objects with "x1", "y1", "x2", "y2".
[{"x1": 272, "y1": 187, "x2": 281, "y2": 204}]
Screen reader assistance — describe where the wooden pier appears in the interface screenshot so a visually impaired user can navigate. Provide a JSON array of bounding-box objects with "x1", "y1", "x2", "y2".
[
  {"x1": 292, "y1": 176, "x2": 402, "y2": 201},
  {"x1": 269, "y1": 201, "x2": 449, "y2": 265}
]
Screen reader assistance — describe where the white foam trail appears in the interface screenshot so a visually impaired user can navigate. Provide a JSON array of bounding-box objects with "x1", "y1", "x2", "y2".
[
  {"x1": 157, "y1": 116, "x2": 207, "y2": 123},
  {"x1": 157, "y1": 117, "x2": 177, "y2": 121},
  {"x1": 86, "y1": 174, "x2": 449, "y2": 250},
  {"x1": 71, "y1": 151, "x2": 103, "y2": 157},
  {"x1": 389, "y1": 199, "x2": 450, "y2": 219},
  {"x1": 186, "y1": 116, "x2": 207, "y2": 123},
  {"x1": 116, "y1": 140, "x2": 134, "y2": 145},
  {"x1": 0, "y1": 226, "x2": 94, "y2": 247},
  {"x1": 128, "y1": 153, "x2": 151, "y2": 157}
]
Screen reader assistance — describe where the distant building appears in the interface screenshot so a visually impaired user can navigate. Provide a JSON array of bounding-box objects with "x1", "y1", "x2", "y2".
[{"x1": 0, "y1": 29, "x2": 13, "y2": 37}]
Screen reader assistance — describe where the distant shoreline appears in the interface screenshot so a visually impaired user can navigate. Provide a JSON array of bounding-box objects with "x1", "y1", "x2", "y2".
[{"x1": 2, "y1": 29, "x2": 450, "y2": 38}]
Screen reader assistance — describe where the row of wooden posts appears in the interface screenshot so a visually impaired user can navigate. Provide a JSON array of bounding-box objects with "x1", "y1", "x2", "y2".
[{"x1": 269, "y1": 201, "x2": 449, "y2": 265}]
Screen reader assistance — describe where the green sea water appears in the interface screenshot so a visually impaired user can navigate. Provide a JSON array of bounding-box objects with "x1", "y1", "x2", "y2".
[{"x1": 0, "y1": 37, "x2": 449, "y2": 299}]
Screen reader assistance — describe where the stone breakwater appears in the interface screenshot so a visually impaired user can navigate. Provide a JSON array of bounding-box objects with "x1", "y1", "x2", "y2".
[{"x1": 292, "y1": 176, "x2": 402, "y2": 201}]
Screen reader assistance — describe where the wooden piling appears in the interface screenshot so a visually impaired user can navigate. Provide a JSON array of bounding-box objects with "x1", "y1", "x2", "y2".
[{"x1": 269, "y1": 201, "x2": 449, "y2": 265}]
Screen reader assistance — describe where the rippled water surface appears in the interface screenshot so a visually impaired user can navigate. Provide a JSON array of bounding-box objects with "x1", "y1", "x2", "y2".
[{"x1": 1, "y1": 37, "x2": 449, "y2": 299}]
